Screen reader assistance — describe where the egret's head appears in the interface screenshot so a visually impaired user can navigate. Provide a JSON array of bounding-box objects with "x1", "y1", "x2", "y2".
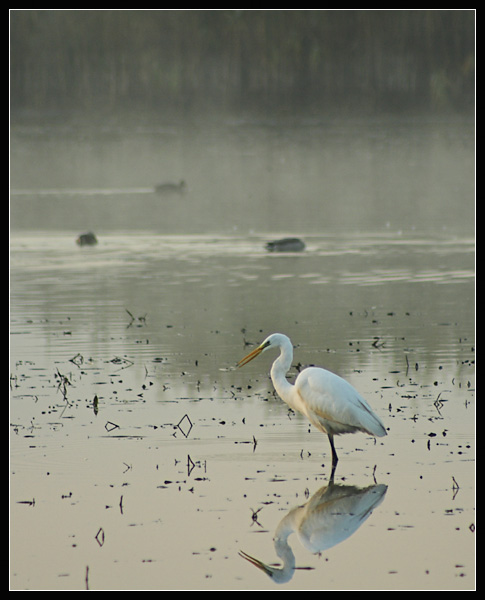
[
  {"x1": 236, "y1": 337, "x2": 271, "y2": 368},
  {"x1": 239, "y1": 550, "x2": 294, "y2": 583},
  {"x1": 237, "y1": 333, "x2": 290, "y2": 368}
]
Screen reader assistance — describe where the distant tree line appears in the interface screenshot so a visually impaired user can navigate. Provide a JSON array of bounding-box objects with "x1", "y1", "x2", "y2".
[{"x1": 10, "y1": 10, "x2": 475, "y2": 116}]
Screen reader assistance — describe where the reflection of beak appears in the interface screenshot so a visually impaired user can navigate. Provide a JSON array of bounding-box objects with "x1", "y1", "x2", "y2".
[
  {"x1": 237, "y1": 344, "x2": 264, "y2": 368},
  {"x1": 238, "y1": 550, "x2": 275, "y2": 577}
]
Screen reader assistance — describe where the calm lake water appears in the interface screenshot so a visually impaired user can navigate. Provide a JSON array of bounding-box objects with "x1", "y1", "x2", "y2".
[{"x1": 10, "y1": 116, "x2": 475, "y2": 590}]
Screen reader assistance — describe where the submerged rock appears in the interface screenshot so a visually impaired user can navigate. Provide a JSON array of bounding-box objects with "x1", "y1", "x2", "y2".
[
  {"x1": 265, "y1": 237, "x2": 306, "y2": 252},
  {"x1": 76, "y1": 232, "x2": 98, "y2": 246}
]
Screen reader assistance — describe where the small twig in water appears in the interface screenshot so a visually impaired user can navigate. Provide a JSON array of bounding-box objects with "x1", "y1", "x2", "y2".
[
  {"x1": 95, "y1": 527, "x2": 105, "y2": 547},
  {"x1": 55, "y1": 368, "x2": 72, "y2": 402},
  {"x1": 372, "y1": 337, "x2": 385, "y2": 350},
  {"x1": 105, "y1": 421, "x2": 120, "y2": 432},
  {"x1": 17, "y1": 498, "x2": 35, "y2": 507},
  {"x1": 249, "y1": 507, "x2": 264, "y2": 527},
  {"x1": 125, "y1": 309, "x2": 147, "y2": 328},
  {"x1": 187, "y1": 454, "x2": 195, "y2": 476},
  {"x1": 109, "y1": 356, "x2": 134, "y2": 370},
  {"x1": 434, "y1": 393, "x2": 444, "y2": 415},
  {"x1": 69, "y1": 353, "x2": 84, "y2": 367},
  {"x1": 176, "y1": 414, "x2": 193, "y2": 438}
]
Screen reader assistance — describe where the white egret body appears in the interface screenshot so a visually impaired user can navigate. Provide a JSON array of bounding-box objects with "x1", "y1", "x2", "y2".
[{"x1": 237, "y1": 333, "x2": 386, "y2": 471}]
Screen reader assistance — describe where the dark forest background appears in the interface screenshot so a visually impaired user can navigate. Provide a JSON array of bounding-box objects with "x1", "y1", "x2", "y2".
[{"x1": 10, "y1": 10, "x2": 475, "y2": 117}]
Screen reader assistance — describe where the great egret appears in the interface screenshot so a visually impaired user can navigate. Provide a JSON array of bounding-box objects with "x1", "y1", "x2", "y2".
[{"x1": 237, "y1": 333, "x2": 386, "y2": 473}]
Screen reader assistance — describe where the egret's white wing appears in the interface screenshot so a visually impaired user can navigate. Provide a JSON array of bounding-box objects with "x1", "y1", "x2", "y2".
[{"x1": 294, "y1": 367, "x2": 387, "y2": 437}]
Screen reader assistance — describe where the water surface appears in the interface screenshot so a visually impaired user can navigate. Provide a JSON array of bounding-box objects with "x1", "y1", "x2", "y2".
[{"x1": 10, "y1": 118, "x2": 475, "y2": 590}]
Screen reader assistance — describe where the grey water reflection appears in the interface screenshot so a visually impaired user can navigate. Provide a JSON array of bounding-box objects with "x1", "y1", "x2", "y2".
[
  {"x1": 240, "y1": 482, "x2": 388, "y2": 584},
  {"x1": 10, "y1": 117, "x2": 474, "y2": 236}
]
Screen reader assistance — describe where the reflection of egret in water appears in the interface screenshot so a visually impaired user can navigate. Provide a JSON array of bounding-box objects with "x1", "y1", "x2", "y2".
[{"x1": 240, "y1": 482, "x2": 387, "y2": 583}]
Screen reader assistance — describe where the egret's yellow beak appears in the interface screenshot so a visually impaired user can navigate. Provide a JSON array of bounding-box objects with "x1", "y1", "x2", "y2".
[
  {"x1": 238, "y1": 550, "x2": 274, "y2": 577},
  {"x1": 237, "y1": 342, "x2": 266, "y2": 368}
]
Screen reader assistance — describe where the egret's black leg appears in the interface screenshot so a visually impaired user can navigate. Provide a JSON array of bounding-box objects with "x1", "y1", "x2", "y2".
[
  {"x1": 328, "y1": 434, "x2": 339, "y2": 481},
  {"x1": 328, "y1": 434, "x2": 339, "y2": 467}
]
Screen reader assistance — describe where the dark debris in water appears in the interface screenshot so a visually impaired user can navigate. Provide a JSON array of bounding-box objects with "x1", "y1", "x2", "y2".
[{"x1": 175, "y1": 414, "x2": 193, "y2": 438}]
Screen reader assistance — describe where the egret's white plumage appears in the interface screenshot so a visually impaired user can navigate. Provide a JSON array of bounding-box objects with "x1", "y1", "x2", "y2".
[{"x1": 237, "y1": 333, "x2": 386, "y2": 472}]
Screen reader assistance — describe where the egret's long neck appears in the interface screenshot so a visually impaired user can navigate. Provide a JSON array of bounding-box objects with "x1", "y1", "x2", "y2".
[
  {"x1": 270, "y1": 346, "x2": 297, "y2": 410},
  {"x1": 267, "y1": 506, "x2": 299, "y2": 582}
]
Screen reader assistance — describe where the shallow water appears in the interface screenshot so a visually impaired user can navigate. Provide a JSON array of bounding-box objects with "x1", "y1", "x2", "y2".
[
  {"x1": 10, "y1": 229, "x2": 475, "y2": 590},
  {"x1": 10, "y1": 118, "x2": 475, "y2": 590}
]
